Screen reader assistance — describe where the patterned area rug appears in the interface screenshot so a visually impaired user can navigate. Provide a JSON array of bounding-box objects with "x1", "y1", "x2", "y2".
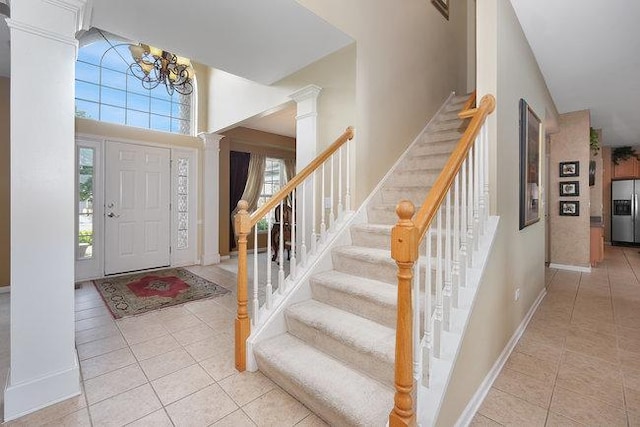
[{"x1": 94, "y1": 268, "x2": 230, "y2": 319}]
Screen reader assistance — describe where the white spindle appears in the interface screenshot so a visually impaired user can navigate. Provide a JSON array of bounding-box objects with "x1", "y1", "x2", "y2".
[
  {"x1": 483, "y1": 123, "x2": 490, "y2": 223},
  {"x1": 452, "y1": 173, "x2": 460, "y2": 308},
  {"x1": 253, "y1": 224, "x2": 259, "y2": 325},
  {"x1": 290, "y1": 189, "x2": 297, "y2": 280},
  {"x1": 278, "y1": 200, "x2": 285, "y2": 293},
  {"x1": 422, "y1": 227, "x2": 432, "y2": 387},
  {"x1": 443, "y1": 189, "x2": 452, "y2": 332},
  {"x1": 346, "y1": 138, "x2": 351, "y2": 212},
  {"x1": 466, "y1": 148, "x2": 474, "y2": 268},
  {"x1": 478, "y1": 131, "x2": 486, "y2": 236},
  {"x1": 459, "y1": 158, "x2": 467, "y2": 287},
  {"x1": 321, "y1": 164, "x2": 327, "y2": 243},
  {"x1": 311, "y1": 173, "x2": 317, "y2": 255},
  {"x1": 434, "y1": 208, "x2": 443, "y2": 359},
  {"x1": 330, "y1": 154, "x2": 335, "y2": 230},
  {"x1": 413, "y1": 261, "x2": 420, "y2": 381},
  {"x1": 474, "y1": 136, "x2": 480, "y2": 251},
  {"x1": 301, "y1": 181, "x2": 307, "y2": 266},
  {"x1": 338, "y1": 146, "x2": 343, "y2": 221},
  {"x1": 266, "y1": 214, "x2": 273, "y2": 310}
]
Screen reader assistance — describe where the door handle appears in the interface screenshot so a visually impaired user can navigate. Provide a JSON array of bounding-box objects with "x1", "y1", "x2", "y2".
[{"x1": 107, "y1": 212, "x2": 120, "y2": 218}]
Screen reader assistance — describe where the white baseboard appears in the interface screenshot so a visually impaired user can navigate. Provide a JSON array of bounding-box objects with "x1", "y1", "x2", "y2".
[
  {"x1": 201, "y1": 253, "x2": 221, "y2": 266},
  {"x1": 0, "y1": 286, "x2": 9, "y2": 294},
  {"x1": 220, "y1": 255, "x2": 231, "y2": 260},
  {"x1": 4, "y1": 352, "x2": 81, "y2": 421},
  {"x1": 455, "y1": 287, "x2": 547, "y2": 427},
  {"x1": 548, "y1": 263, "x2": 591, "y2": 273}
]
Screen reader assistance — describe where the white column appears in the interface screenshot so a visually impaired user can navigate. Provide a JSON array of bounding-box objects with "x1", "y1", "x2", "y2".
[
  {"x1": 290, "y1": 85, "x2": 321, "y2": 254},
  {"x1": 5, "y1": 0, "x2": 88, "y2": 420},
  {"x1": 198, "y1": 132, "x2": 223, "y2": 265}
]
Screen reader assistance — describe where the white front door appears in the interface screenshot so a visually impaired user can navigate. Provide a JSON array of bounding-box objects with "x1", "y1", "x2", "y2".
[{"x1": 105, "y1": 142, "x2": 171, "y2": 275}]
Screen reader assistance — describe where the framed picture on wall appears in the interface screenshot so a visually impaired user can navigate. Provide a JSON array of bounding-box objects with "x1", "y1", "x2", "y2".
[
  {"x1": 559, "y1": 181, "x2": 580, "y2": 197},
  {"x1": 559, "y1": 161, "x2": 579, "y2": 177},
  {"x1": 559, "y1": 200, "x2": 580, "y2": 216},
  {"x1": 519, "y1": 98, "x2": 542, "y2": 230},
  {"x1": 589, "y1": 160, "x2": 596, "y2": 186},
  {"x1": 431, "y1": 0, "x2": 449, "y2": 20}
]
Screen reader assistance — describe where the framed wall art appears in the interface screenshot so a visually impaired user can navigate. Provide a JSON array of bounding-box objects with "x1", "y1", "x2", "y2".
[
  {"x1": 559, "y1": 200, "x2": 580, "y2": 216},
  {"x1": 559, "y1": 161, "x2": 579, "y2": 177},
  {"x1": 431, "y1": 0, "x2": 449, "y2": 20},
  {"x1": 519, "y1": 99, "x2": 542, "y2": 230},
  {"x1": 559, "y1": 181, "x2": 580, "y2": 197}
]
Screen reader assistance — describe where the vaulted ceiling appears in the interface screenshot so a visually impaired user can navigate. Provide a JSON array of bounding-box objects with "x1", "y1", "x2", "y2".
[{"x1": 510, "y1": 0, "x2": 640, "y2": 146}]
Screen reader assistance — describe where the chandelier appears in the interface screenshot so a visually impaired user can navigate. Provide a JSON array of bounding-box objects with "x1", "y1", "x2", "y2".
[{"x1": 128, "y1": 44, "x2": 194, "y2": 96}]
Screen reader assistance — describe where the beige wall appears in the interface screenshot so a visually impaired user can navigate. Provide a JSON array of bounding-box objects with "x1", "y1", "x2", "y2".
[
  {"x1": 603, "y1": 146, "x2": 612, "y2": 242},
  {"x1": 436, "y1": 0, "x2": 558, "y2": 424},
  {"x1": 219, "y1": 127, "x2": 295, "y2": 256},
  {"x1": 0, "y1": 77, "x2": 9, "y2": 287},
  {"x1": 297, "y1": 0, "x2": 468, "y2": 204},
  {"x1": 590, "y1": 129, "x2": 603, "y2": 217},
  {"x1": 549, "y1": 110, "x2": 591, "y2": 268}
]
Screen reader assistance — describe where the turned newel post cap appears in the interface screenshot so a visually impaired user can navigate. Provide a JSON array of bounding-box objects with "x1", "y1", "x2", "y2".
[
  {"x1": 235, "y1": 200, "x2": 251, "y2": 235},
  {"x1": 396, "y1": 200, "x2": 415, "y2": 223},
  {"x1": 237, "y1": 200, "x2": 249, "y2": 213}
]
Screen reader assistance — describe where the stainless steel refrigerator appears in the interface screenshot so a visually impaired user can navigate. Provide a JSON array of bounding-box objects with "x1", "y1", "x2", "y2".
[{"x1": 612, "y1": 180, "x2": 640, "y2": 244}]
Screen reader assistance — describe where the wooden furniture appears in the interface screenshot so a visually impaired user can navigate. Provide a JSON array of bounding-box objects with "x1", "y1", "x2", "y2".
[
  {"x1": 271, "y1": 204, "x2": 292, "y2": 262},
  {"x1": 613, "y1": 157, "x2": 640, "y2": 179},
  {"x1": 590, "y1": 223, "x2": 604, "y2": 267}
]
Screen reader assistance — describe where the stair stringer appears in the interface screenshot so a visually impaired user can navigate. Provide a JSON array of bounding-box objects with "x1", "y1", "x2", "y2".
[
  {"x1": 417, "y1": 216, "x2": 500, "y2": 427},
  {"x1": 245, "y1": 91, "x2": 459, "y2": 371}
]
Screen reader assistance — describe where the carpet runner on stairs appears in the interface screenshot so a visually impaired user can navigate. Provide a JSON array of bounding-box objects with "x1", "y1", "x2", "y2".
[{"x1": 254, "y1": 94, "x2": 471, "y2": 426}]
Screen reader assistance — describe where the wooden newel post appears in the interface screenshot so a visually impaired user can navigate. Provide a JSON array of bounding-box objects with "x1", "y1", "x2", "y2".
[
  {"x1": 234, "y1": 200, "x2": 251, "y2": 372},
  {"x1": 389, "y1": 200, "x2": 418, "y2": 427}
]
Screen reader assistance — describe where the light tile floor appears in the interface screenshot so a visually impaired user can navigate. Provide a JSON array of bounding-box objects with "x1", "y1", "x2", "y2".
[
  {"x1": 0, "y1": 261, "x2": 326, "y2": 426},
  {"x1": 473, "y1": 245, "x2": 640, "y2": 426}
]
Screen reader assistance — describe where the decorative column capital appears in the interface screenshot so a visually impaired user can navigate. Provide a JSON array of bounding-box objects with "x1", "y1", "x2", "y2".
[
  {"x1": 198, "y1": 132, "x2": 224, "y2": 151},
  {"x1": 289, "y1": 84, "x2": 322, "y2": 104},
  {"x1": 290, "y1": 85, "x2": 322, "y2": 120}
]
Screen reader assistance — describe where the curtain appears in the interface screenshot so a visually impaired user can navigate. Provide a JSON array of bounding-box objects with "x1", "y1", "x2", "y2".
[
  {"x1": 284, "y1": 158, "x2": 296, "y2": 183},
  {"x1": 231, "y1": 153, "x2": 266, "y2": 245},
  {"x1": 229, "y1": 151, "x2": 250, "y2": 251}
]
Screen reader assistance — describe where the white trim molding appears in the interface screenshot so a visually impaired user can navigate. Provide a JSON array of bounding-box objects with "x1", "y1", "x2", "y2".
[
  {"x1": 198, "y1": 132, "x2": 224, "y2": 266},
  {"x1": 548, "y1": 263, "x2": 592, "y2": 273},
  {"x1": 5, "y1": 19, "x2": 78, "y2": 47},
  {"x1": 0, "y1": 286, "x2": 9, "y2": 294},
  {"x1": 455, "y1": 288, "x2": 547, "y2": 427}
]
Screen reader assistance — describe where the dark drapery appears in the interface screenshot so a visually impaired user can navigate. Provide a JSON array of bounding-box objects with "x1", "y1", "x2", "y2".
[{"x1": 229, "y1": 151, "x2": 251, "y2": 251}]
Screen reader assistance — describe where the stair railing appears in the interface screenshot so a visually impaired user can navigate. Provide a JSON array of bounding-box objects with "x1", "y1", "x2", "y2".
[
  {"x1": 234, "y1": 127, "x2": 355, "y2": 371},
  {"x1": 389, "y1": 92, "x2": 495, "y2": 426}
]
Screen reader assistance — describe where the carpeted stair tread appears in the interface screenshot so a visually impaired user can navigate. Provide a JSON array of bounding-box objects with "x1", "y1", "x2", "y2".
[
  {"x1": 310, "y1": 270, "x2": 397, "y2": 327},
  {"x1": 254, "y1": 333, "x2": 393, "y2": 427},
  {"x1": 332, "y1": 245, "x2": 394, "y2": 266},
  {"x1": 286, "y1": 300, "x2": 395, "y2": 384}
]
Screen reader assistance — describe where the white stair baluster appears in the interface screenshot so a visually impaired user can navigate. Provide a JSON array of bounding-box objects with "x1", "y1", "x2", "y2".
[
  {"x1": 422, "y1": 228, "x2": 432, "y2": 387},
  {"x1": 483, "y1": 123, "x2": 490, "y2": 223},
  {"x1": 338, "y1": 145, "x2": 343, "y2": 221},
  {"x1": 330, "y1": 154, "x2": 335, "y2": 230},
  {"x1": 478, "y1": 131, "x2": 486, "y2": 236},
  {"x1": 443, "y1": 189, "x2": 452, "y2": 332},
  {"x1": 413, "y1": 257, "x2": 420, "y2": 381},
  {"x1": 301, "y1": 180, "x2": 307, "y2": 266},
  {"x1": 459, "y1": 158, "x2": 467, "y2": 287},
  {"x1": 266, "y1": 213, "x2": 273, "y2": 310},
  {"x1": 321, "y1": 164, "x2": 327, "y2": 243},
  {"x1": 434, "y1": 208, "x2": 443, "y2": 359},
  {"x1": 452, "y1": 173, "x2": 460, "y2": 308},
  {"x1": 290, "y1": 189, "x2": 297, "y2": 280},
  {"x1": 346, "y1": 137, "x2": 351, "y2": 212},
  {"x1": 474, "y1": 136, "x2": 480, "y2": 251},
  {"x1": 253, "y1": 224, "x2": 259, "y2": 325},
  {"x1": 311, "y1": 172, "x2": 317, "y2": 255},
  {"x1": 278, "y1": 200, "x2": 285, "y2": 293},
  {"x1": 467, "y1": 147, "x2": 474, "y2": 268}
]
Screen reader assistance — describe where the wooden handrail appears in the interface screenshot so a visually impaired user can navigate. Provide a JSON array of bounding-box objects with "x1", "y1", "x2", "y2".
[
  {"x1": 248, "y1": 126, "x2": 355, "y2": 227},
  {"x1": 388, "y1": 92, "x2": 494, "y2": 427},
  {"x1": 460, "y1": 90, "x2": 477, "y2": 114},
  {"x1": 233, "y1": 126, "x2": 354, "y2": 372},
  {"x1": 414, "y1": 94, "x2": 495, "y2": 239}
]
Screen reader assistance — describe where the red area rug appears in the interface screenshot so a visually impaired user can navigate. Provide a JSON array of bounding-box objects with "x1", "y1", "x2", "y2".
[{"x1": 94, "y1": 268, "x2": 230, "y2": 319}]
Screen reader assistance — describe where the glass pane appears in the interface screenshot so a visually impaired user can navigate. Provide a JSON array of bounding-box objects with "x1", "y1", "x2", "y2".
[
  {"x1": 151, "y1": 98, "x2": 171, "y2": 116},
  {"x1": 76, "y1": 80, "x2": 100, "y2": 103},
  {"x1": 177, "y1": 158, "x2": 188, "y2": 176},
  {"x1": 171, "y1": 118, "x2": 189, "y2": 135},
  {"x1": 150, "y1": 84, "x2": 172, "y2": 102},
  {"x1": 150, "y1": 114, "x2": 171, "y2": 132},
  {"x1": 100, "y1": 46, "x2": 130, "y2": 73},
  {"x1": 178, "y1": 212, "x2": 188, "y2": 230},
  {"x1": 178, "y1": 176, "x2": 188, "y2": 194},
  {"x1": 126, "y1": 110, "x2": 150, "y2": 129},
  {"x1": 100, "y1": 68, "x2": 127, "y2": 90},
  {"x1": 172, "y1": 101, "x2": 191, "y2": 122},
  {"x1": 78, "y1": 40, "x2": 110, "y2": 65},
  {"x1": 76, "y1": 61, "x2": 100, "y2": 84},
  {"x1": 78, "y1": 147, "x2": 94, "y2": 260},
  {"x1": 127, "y1": 92, "x2": 149, "y2": 112},
  {"x1": 177, "y1": 229, "x2": 188, "y2": 250},
  {"x1": 101, "y1": 86, "x2": 126, "y2": 108},
  {"x1": 100, "y1": 105, "x2": 125, "y2": 124},
  {"x1": 127, "y1": 70, "x2": 152, "y2": 96},
  {"x1": 75, "y1": 100, "x2": 99, "y2": 119},
  {"x1": 178, "y1": 195, "x2": 188, "y2": 212}
]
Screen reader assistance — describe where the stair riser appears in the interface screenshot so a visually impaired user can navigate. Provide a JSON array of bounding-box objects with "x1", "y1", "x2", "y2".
[
  {"x1": 332, "y1": 251, "x2": 397, "y2": 284},
  {"x1": 386, "y1": 170, "x2": 439, "y2": 187},
  {"x1": 310, "y1": 280, "x2": 397, "y2": 329},
  {"x1": 439, "y1": 110, "x2": 464, "y2": 121},
  {"x1": 380, "y1": 187, "x2": 430, "y2": 204},
  {"x1": 351, "y1": 227, "x2": 447, "y2": 255},
  {"x1": 429, "y1": 119, "x2": 465, "y2": 132},
  {"x1": 367, "y1": 207, "x2": 405, "y2": 225},
  {"x1": 411, "y1": 142, "x2": 458, "y2": 156},
  {"x1": 286, "y1": 314, "x2": 394, "y2": 386},
  {"x1": 423, "y1": 131, "x2": 465, "y2": 144}
]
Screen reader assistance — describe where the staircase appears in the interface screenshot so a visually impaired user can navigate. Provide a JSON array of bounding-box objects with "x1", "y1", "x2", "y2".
[{"x1": 254, "y1": 94, "x2": 471, "y2": 426}]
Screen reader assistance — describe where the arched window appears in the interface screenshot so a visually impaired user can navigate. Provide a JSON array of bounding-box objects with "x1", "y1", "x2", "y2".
[{"x1": 75, "y1": 30, "x2": 193, "y2": 135}]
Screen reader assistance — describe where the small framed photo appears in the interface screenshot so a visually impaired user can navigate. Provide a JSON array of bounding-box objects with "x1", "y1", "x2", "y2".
[
  {"x1": 589, "y1": 160, "x2": 596, "y2": 187},
  {"x1": 431, "y1": 0, "x2": 449, "y2": 20},
  {"x1": 559, "y1": 201, "x2": 580, "y2": 216},
  {"x1": 559, "y1": 161, "x2": 579, "y2": 177},
  {"x1": 559, "y1": 181, "x2": 580, "y2": 197}
]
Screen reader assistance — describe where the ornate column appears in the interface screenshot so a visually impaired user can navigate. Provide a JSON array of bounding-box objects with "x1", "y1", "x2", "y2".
[
  {"x1": 5, "y1": 0, "x2": 89, "y2": 420},
  {"x1": 198, "y1": 132, "x2": 224, "y2": 265}
]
